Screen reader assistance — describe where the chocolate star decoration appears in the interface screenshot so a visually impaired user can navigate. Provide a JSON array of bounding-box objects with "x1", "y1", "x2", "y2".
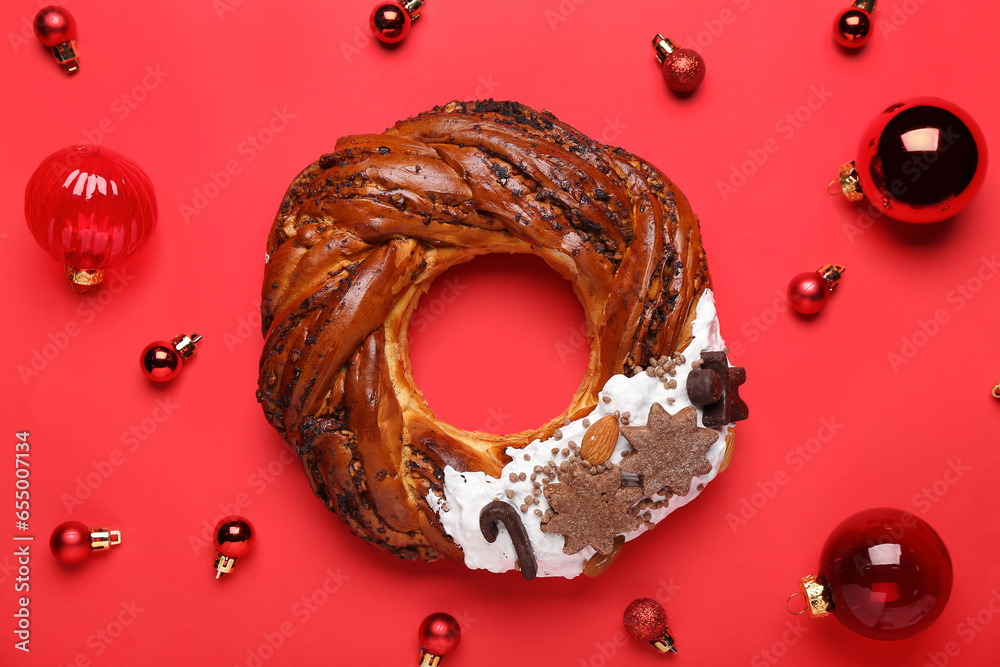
[
  {"x1": 541, "y1": 463, "x2": 642, "y2": 555},
  {"x1": 620, "y1": 404, "x2": 718, "y2": 497}
]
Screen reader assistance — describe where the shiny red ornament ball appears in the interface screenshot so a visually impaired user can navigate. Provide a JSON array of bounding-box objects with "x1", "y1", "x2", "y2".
[
  {"x1": 834, "y1": 7, "x2": 873, "y2": 48},
  {"x1": 852, "y1": 97, "x2": 988, "y2": 223},
  {"x1": 370, "y1": 1, "x2": 413, "y2": 43},
  {"x1": 141, "y1": 342, "x2": 181, "y2": 381},
  {"x1": 418, "y1": 612, "x2": 461, "y2": 657},
  {"x1": 50, "y1": 521, "x2": 92, "y2": 564},
  {"x1": 787, "y1": 272, "x2": 831, "y2": 315},
  {"x1": 214, "y1": 516, "x2": 255, "y2": 558},
  {"x1": 25, "y1": 145, "x2": 157, "y2": 289},
  {"x1": 140, "y1": 333, "x2": 200, "y2": 382},
  {"x1": 33, "y1": 5, "x2": 76, "y2": 47},
  {"x1": 818, "y1": 508, "x2": 952, "y2": 639},
  {"x1": 662, "y1": 49, "x2": 705, "y2": 93},
  {"x1": 623, "y1": 598, "x2": 667, "y2": 642}
]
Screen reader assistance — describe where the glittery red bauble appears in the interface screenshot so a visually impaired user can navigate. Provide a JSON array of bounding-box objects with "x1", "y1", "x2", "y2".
[
  {"x1": 819, "y1": 508, "x2": 952, "y2": 640},
  {"x1": 787, "y1": 272, "x2": 830, "y2": 315},
  {"x1": 50, "y1": 521, "x2": 91, "y2": 564},
  {"x1": 418, "y1": 612, "x2": 461, "y2": 656},
  {"x1": 623, "y1": 598, "x2": 667, "y2": 642},
  {"x1": 662, "y1": 49, "x2": 705, "y2": 93},
  {"x1": 370, "y1": 1, "x2": 412, "y2": 43},
  {"x1": 854, "y1": 97, "x2": 987, "y2": 223},
  {"x1": 213, "y1": 516, "x2": 255, "y2": 558},
  {"x1": 33, "y1": 6, "x2": 76, "y2": 47}
]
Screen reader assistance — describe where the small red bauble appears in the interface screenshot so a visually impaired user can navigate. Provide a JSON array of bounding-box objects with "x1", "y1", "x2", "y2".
[
  {"x1": 832, "y1": 97, "x2": 988, "y2": 223},
  {"x1": 25, "y1": 145, "x2": 157, "y2": 290},
  {"x1": 140, "y1": 333, "x2": 202, "y2": 382},
  {"x1": 795, "y1": 508, "x2": 952, "y2": 640},
  {"x1": 370, "y1": 0, "x2": 425, "y2": 44},
  {"x1": 787, "y1": 265, "x2": 845, "y2": 315},
  {"x1": 834, "y1": 0, "x2": 875, "y2": 48},
  {"x1": 33, "y1": 5, "x2": 79, "y2": 73},
  {"x1": 50, "y1": 521, "x2": 121, "y2": 564},
  {"x1": 623, "y1": 598, "x2": 677, "y2": 653},
  {"x1": 652, "y1": 34, "x2": 705, "y2": 93},
  {"x1": 417, "y1": 612, "x2": 461, "y2": 665},
  {"x1": 213, "y1": 516, "x2": 254, "y2": 579}
]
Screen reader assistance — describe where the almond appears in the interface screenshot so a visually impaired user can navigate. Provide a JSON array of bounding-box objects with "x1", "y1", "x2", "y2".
[
  {"x1": 581, "y1": 415, "x2": 619, "y2": 465},
  {"x1": 583, "y1": 535, "x2": 625, "y2": 577}
]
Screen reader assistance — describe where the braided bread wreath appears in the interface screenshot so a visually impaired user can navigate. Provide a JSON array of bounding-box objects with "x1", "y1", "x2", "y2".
[{"x1": 258, "y1": 100, "x2": 746, "y2": 579}]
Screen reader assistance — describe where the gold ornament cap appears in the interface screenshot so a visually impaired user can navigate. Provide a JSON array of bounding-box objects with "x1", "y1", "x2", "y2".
[
  {"x1": 404, "y1": 0, "x2": 425, "y2": 19},
  {"x1": 798, "y1": 575, "x2": 832, "y2": 618},
  {"x1": 90, "y1": 527, "x2": 122, "y2": 551},
  {"x1": 817, "y1": 264, "x2": 846, "y2": 291},
  {"x1": 652, "y1": 34, "x2": 678, "y2": 63},
  {"x1": 213, "y1": 552, "x2": 238, "y2": 579},
  {"x1": 650, "y1": 626, "x2": 678, "y2": 653},
  {"x1": 65, "y1": 266, "x2": 104, "y2": 291},
  {"x1": 170, "y1": 333, "x2": 202, "y2": 359},
  {"x1": 828, "y1": 160, "x2": 864, "y2": 201},
  {"x1": 852, "y1": 0, "x2": 877, "y2": 11}
]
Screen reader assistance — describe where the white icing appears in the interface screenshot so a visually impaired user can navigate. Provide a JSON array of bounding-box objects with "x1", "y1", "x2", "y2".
[{"x1": 428, "y1": 289, "x2": 730, "y2": 578}]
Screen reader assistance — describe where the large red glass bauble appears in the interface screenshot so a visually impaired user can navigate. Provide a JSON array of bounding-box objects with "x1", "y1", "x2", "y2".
[
  {"x1": 819, "y1": 508, "x2": 952, "y2": 640},
  {"x1": 418, "y1": 612, "x2": 461, "y2": 656},
  {"x1": 25, "y1": 145, "x2": 157, "y2": 282},
  {"x1": 855, "y1": 97, "x2": 987, "y2": 223},
  {"x1": 213, "y1": 516, "x2": 255, "y2": 558}
]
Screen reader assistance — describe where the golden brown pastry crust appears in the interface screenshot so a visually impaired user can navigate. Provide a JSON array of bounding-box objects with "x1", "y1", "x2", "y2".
[{"x1": 258, "y1": 100, "x2": 711, "y2": 562}]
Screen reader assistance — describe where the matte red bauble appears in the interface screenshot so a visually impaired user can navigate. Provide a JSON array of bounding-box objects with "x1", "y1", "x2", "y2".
[
  {"x1": 834, "y1": 0, "x2": 875, "y2": 48},
  {"x1": 370, "y1": 0, "x2": 424, "y2": 44},
  {"x1": 417, "y1": 612, "x2": 460, "y2": 666},
  {"x1": 795, "y1": 508, "x2": 952, "y2": 640},
  {"x1": 832, "y1": 97, "x2": 987, "y2": 223},
  {"x1": 213, "y1": 516, "x2": 255, "y2": 579},
  {"x1": 50, "y1": 521, "x2": 122, "y2": 564},
  {"x1": 787, "y1": 265, "x2": 845, "y2": 315},
  {"x1": 33, "y1": 5, "x2": 79, "y2": 73},
  {"x1": 25, "y1": 145, "x2": 157, "y2": 290}
]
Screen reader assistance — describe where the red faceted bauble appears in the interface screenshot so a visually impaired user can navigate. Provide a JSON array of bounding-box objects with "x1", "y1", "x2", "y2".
[
  {"x1": 50, "y1": 521, "x2": 92, "y2": 564},
  {"x1": 418, "y1": 612, "x2": 461, "y2": 656},
  {"x1": 141, "y1": 342, "x2": 181, "y2": 381},
  {"x1": 834, "y1": 8, "x2": 872, "y2": 48},
  {"x1": 787, "y1": 272, "x2": 830, "y2": 315},
  {"x1": 214, "y1": 516, "x2": 255, "y2": 558},
  {"x1": 623, "y1": 598, "x2": 668, "y2": 642},
  {"x1": 33, "y1": 6, "x2": 76, "y2": 47},
  {"x1": 662, "y1": 49, "x2": 705, "y2": 93},
  {"x1": 370, "y1": 1, "x2": 412, "y2": 43},
  {"x1": 25, "y1": 145, "x2": 157, "y2": 288},
  {"x1": 855, "y1": 97, "x2": 988, "y2": 223},
  {"x1": 819, "y1": 508, "x2": 952, "y2": 640}
]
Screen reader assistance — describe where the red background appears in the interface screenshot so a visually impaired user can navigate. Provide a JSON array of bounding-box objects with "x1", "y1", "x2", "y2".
[{"x1": 2, "y1": 0, "x2": 999, "y2": 665}]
